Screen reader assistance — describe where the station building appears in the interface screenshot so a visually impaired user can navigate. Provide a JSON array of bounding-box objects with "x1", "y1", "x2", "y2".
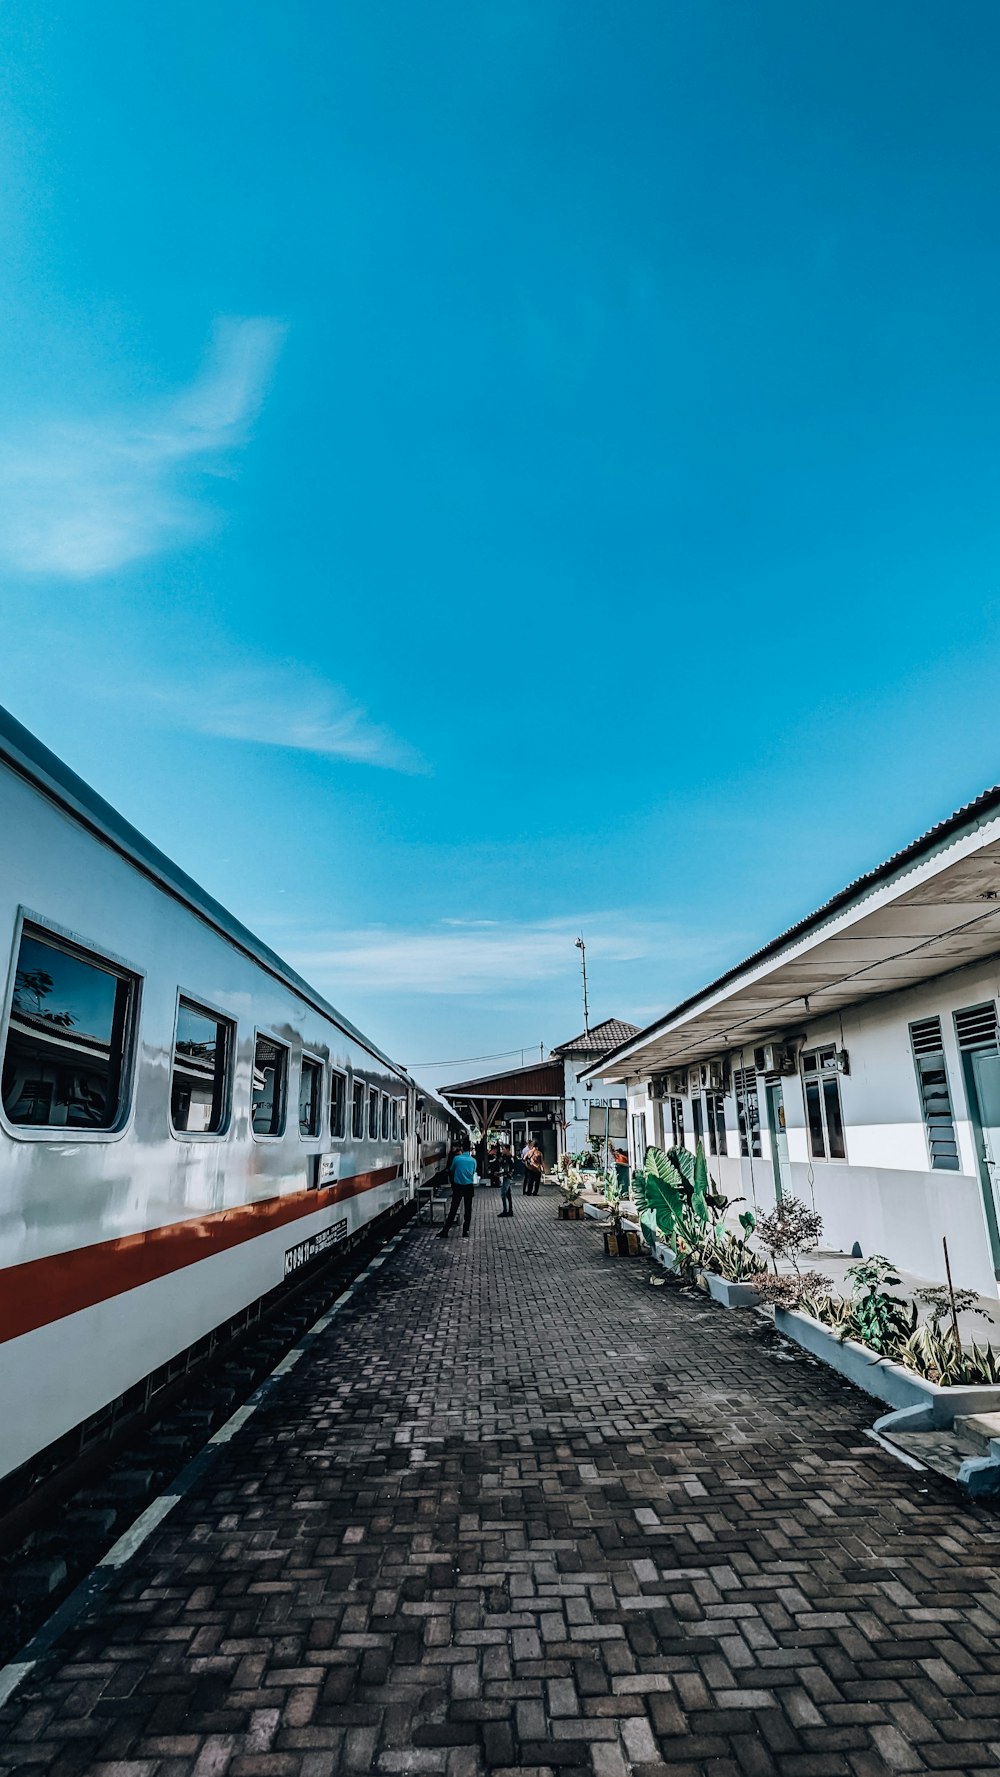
[
  {"x1": 587, "y1": 787, "x2": 1000, "y2": 1299},
  {"x1": 442, "y1": 1016, "x2": 638, "y2": 1168},
  {"x1": 549, "y1": 1017, "x2": 638, "y2": 1155}
]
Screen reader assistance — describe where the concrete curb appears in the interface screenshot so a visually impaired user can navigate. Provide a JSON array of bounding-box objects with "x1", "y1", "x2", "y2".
[
  {"x1": 776, "y1": 1306, "x2": 1000, "y2": 1425},
  {"x1": 703, "y1": 1271, "x2": 764, "y2": 1310}
]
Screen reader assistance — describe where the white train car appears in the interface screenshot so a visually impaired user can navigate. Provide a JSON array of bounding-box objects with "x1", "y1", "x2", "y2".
[
  {"x1": 415, "y1": 1085, "x2": 461, "y2": 1191},
  {"x1": 0, "y1": 704, "x2": 462, "y2": 1494}
]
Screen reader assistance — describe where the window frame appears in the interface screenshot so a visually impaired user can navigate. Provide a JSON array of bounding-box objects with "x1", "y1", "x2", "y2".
[
  {"x1": 909, "y1": 1018, "x2": 960, "y2": 1172},
  {"x1": 297, "y1": 1052, "x2": 325, "y2": 1142},
  {"x1": 368, "y1": 1085, "x2": 379, "y2": 1140},
  {"x1": 669, "y1": 1095, "x2": 685, "y2": 1149},
  {"x1": 704, "y1": 1090, "x2": 728, "y2": 1157},
  {"x1": 250, "y1": 1028, "x2": 289, "y2": 1140},
  {"x1": 381, "y1": 1092, "x2": 390, "y2": 1141},
  {"x1": 330, "y1": 1067, "x2": 348, "y2": 1141},
  {"x1": 351, "y1": 1076, "x2": 365, "y2": 1140},
  {"x1": 733, "y1": 1067, "x2": 762, "y2": 1160},
  {"x1": 168, "y1": 988, "x2": 234, "y2": 1142},
  {"x1": 391, "y1": 1097, "x2": 400, "y2": 1142},
  {"x1": 800, "y1": 1046, "x2": 847, "y2": 1161},
  {"x1": 0, "y1": 908, "x2": 143, "y2": 1144}
]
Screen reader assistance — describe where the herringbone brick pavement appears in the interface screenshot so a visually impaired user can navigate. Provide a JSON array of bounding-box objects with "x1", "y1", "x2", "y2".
[{"x1": 1, "y1": 1191, "x2": 999, "y2": 1777}]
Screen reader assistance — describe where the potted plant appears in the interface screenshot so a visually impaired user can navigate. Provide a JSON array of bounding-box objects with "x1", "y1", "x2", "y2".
[
  {"x1": 701, "y1": 1210, "x2": 768, "y2": 1308},
  {"x1": 600, "y1": 1179, "x2": 640, "y2": 1255},
  {"x1": 558, "y1": 1168, "x2": 586, "y2": 1220},
  {"x1": 632, "y1": 1140, "x2": 720, "y2": 1279}
]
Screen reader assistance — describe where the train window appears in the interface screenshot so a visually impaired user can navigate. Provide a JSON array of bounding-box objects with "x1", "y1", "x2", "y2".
[
  {"x1": 2, "y1": 927, "x2": 137, "y2": 1132},
  {"x1": 251, "y1": 1034, "x2": 287, "y2": 1136},
  {"x1": 381, "y1": 1093, "x2": 390, "y2": 1140},
  {"x1": 298, "y1": 1056, "x2": 323, "y2": 1138},
  {"x1": 170, "y1": 999, "x2": 232, "y2": 1134},
  {"x1": 391, "y1": 1098, "x2": 400, "y2": 1141},
  {"x1": 368, "y1": 1086, "x2": 379, "y2": 1140},
  {"x1": 351, "y1": 1078, "x2": 365, "y2": 1139},
  {"x1": 330, "y1": 1069, "x2": 347, "y2": 1139}
]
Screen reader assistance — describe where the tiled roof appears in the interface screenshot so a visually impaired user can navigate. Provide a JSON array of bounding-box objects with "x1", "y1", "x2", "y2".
[{"x1": 550, "y1": 1018, "x2": 641, "y2": 1057}]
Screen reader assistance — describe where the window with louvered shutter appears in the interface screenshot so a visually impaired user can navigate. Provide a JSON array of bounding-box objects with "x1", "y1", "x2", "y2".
[
  {"x1": 954, "y1": 1003, "x2": 1000, "y2": 1051},
  {"x1": 909, "y1": 1016, "x2": 959, "y2": 1171}
]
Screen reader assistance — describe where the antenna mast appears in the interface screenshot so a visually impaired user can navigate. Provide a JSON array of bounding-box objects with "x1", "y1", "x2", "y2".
[{"x1": 575, "y1": 935, "x2": 590, "y2": 1033}]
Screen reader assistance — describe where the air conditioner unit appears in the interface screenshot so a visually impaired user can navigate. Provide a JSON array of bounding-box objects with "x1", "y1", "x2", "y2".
[
  {"x1": 669, "y1": 1069, "x2": 688, "y2": 1096},
  {"x1": 648, "y1": 1074, "x2": 668, "y2": 1100},
  {"x1": 754, "y1": 1043, "x2": 798, "y2": 1076},
  {"x1": 706, "y1": 1060, "x2": 727, "y2": 1091}
]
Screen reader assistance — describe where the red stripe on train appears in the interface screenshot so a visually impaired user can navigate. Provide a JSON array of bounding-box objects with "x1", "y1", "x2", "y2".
[{"x1": 0, "y1": 1164, "x2": 402, "y2": 1344}]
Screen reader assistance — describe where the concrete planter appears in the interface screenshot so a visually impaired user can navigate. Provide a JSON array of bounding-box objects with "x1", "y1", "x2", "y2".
[
  {"x1": 702, "y1": 1271, "x2": 764, "y2": 1310},
  {"x1": 775, "y1": 1307, "x2": 1000, "y2": 1428},
  {"x1": 654, "y1": 1242, "x2": 677, "y2": 1273}
]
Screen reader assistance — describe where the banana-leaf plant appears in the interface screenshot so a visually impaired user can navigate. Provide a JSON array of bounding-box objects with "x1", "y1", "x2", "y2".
[
  {"x1": 631, "y1": 1146, "x2": 685, "y2": 1252},
  {"x1": 633, "y1": 1141, "x2": 726, "y2": 1278},
  {"x1": 701, "y1": 1209, "x2": 766, "y2": 1282}
]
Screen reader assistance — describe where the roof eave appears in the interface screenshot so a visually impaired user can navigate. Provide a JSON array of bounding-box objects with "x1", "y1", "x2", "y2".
[{"x1": 577, "y1": 786, "x2": 1000, "y2": 1082}]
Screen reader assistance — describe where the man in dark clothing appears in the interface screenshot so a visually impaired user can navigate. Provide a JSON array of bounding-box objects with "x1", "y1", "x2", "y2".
[
  {"x1": 496, "y1": 1144, "x2": 514, "y2": 1216},
  {"x1": 438, "y1": 1144, "x2": 477, "y2": 1238}
]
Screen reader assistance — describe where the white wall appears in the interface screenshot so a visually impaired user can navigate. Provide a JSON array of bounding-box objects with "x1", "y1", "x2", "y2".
[
  {"x1": 560, "y1": 1055, "x2": 626, "y2": 1157},
  {"x1": 623, "y1": 954, "x2": 1000, "y2": 1297}
]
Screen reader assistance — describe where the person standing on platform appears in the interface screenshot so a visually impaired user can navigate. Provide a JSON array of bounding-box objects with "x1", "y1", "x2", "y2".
[
  {"x1": 496, "y1": 1144, "x2": 514, "y2": 1216},
  {"x1": 522, "y1": 1139, "x2": 544, "y2": 1196},
  {"x1": 438, "y1": 1142, "x2": 477, "y2": 1239}
]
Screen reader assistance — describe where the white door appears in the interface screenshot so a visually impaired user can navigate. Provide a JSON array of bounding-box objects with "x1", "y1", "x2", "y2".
[
  {"x1": 766, "y1": 1081, "x2": 791, "y2": 1204},
  {"x1": 969, "y1": 1048, "x2": 1000, "y2": 1273}
]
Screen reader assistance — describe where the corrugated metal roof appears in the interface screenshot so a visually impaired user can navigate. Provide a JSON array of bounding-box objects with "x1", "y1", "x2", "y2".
[
  {"x1": 588, "y1": 780, "x2": 1000, "y2": 1075},
  {"x1": 441, "y1": 1059, "x2": 565, "y2": 1099}
]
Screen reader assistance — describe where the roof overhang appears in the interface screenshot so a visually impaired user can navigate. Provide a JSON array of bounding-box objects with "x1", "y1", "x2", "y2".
[{"x1": 588, "y1": 811, "x2": 1000, "y2": 1082}]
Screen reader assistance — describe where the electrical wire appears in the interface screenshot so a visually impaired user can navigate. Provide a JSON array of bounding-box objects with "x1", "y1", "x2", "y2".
[{"x1": 406, "y1": 1044, "x2": 540, "y2": 1069}]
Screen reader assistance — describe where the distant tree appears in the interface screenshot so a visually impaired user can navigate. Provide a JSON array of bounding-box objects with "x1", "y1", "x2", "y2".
[{"x1": 13, "y1": 967, "x2": 74, "y2": 1026}]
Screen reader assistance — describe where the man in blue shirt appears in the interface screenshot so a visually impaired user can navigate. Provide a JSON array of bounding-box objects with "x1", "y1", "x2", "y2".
[{"x1": 438, "y1": 1143, "x2": 477, "y2": 1239}]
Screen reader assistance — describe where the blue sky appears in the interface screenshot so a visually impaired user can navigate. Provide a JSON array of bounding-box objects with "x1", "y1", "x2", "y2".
[{"x1": 2, "y1": 1, "x2": 1000, "y2": 1089}]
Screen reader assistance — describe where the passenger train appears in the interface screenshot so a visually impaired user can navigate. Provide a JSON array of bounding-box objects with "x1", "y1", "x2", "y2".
[{"x1": 0, "y1": 704, "x2": 465, "y2": 1498}]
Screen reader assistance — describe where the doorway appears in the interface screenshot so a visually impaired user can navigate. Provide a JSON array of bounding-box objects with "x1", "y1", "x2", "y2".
[
  {"x1": 961, "y1": 1045, "x2": 1000, "y2": 1277},
  {"x1": 766, "y1": 1080, "x2": 791, "y2": 1205}
]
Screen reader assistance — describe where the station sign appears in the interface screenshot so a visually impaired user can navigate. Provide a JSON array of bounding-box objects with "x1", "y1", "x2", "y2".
[{"x1": 588, "y1": 1104, "x2": 627, "y2": 1139}]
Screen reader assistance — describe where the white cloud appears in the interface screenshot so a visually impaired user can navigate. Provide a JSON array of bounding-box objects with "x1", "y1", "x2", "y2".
[
  {"x1": 288, "y1": 912, "x2": 737, "y2": 997},
  {"x1": 0, "y1": 316, "x2": 284, "y2": 577},
  {"x1": 146, "y1": 661, "x2": 428, "y2": 775}
]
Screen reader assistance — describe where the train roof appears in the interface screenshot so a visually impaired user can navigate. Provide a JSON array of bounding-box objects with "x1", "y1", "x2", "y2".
[{"x1": 0, "y1": 700, "x2": 409, "y2": 1081}]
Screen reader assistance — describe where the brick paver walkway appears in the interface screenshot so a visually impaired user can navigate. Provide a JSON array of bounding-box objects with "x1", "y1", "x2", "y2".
[{"x1": 2, "y1": 1193, "x2": 1000, "y2": 1777}]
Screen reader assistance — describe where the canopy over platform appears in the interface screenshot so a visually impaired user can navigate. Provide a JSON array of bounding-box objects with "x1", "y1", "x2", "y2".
[
  {"x1": 586, "y1": 784, "x2": 1000, "y2": 1082},
  {"x1": 440, "y1": 1058, "x2": 565, "y2": 1147}
]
